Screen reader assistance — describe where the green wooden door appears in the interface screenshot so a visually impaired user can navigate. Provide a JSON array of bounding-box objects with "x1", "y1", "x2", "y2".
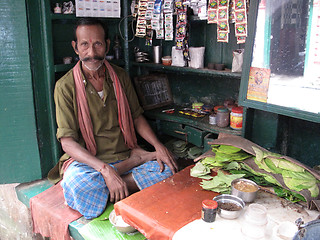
[{"x1": 0, "y1": 0, "x2": 42, "y2": 183}]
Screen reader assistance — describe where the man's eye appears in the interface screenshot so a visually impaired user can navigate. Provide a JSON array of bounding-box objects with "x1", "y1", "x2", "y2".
[
  {"x1": 81, "y1": 42, "x2": 88, "y2": 46},
  {"x1": 95, "y1": 42, "x2": 102, "y2": 46}
]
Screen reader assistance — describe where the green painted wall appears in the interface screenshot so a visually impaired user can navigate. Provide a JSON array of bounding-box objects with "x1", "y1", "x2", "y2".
[{"x1": 0, "y1": 0, "x2": 41, "y2": 183}]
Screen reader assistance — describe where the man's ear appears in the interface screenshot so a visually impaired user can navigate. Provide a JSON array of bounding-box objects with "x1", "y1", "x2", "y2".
[
  {"x1": 105, "y1": 39, "x2": 111, "y2": 54},
  {"x1": 72, "y1": 41, "x2": 78, "y2": 54}
]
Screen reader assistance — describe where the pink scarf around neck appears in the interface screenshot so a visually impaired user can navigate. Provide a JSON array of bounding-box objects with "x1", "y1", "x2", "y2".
[{"x1": 73, "y1": 60, "x2": 137, "y2": 151}]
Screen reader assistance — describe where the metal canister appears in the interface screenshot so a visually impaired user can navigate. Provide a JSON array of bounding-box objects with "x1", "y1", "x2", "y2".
[{"x1": 201, "y1": 200, "x2": 218, "y2": 223}]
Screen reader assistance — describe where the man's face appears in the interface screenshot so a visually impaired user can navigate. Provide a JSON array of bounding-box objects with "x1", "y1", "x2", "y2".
[{"x1": 72, "y1": 24, "x2": 109, "y2": 70}]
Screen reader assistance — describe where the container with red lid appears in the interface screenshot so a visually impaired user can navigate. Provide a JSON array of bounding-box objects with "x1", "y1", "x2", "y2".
[
  {"x1": 230, "y1": 106, "x2": 243, "y2": 130},
  {"x1": 201, "y1": 200, "x2": 218, "y2": 222}
]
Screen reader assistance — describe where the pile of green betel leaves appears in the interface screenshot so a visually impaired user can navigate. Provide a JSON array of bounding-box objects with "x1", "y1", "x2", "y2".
[{"x1": 190, "y1": 144, "x2": 320, "y2": 203}]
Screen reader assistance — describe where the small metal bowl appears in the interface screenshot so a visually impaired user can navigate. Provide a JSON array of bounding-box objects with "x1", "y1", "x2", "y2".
[
  {"x1": 109, "y1": 210, "x2": 137, "y2": 234},
  {"x1": 231, "y1": 178, "x2": 259, "y2": 203},
  {"x1": 213, "y1": 194, "x2": 245, "y2": 219}
]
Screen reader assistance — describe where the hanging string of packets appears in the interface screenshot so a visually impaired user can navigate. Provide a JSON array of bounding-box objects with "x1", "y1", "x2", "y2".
[
  {"x1": 134, "y1": 0, "x2": 249, "y2": 45},
  {"x1": 207, "y1": 0, "x2": 248, "y2": 43}
]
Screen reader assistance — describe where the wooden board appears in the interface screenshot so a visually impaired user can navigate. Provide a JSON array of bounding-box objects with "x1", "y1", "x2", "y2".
[{"x1": 134, "y1": 74, "x2": 173, "y2": 110}]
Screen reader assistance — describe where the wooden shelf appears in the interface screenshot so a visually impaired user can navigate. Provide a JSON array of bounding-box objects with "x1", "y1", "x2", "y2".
[
  {"x1": 144, "y1": 106, "x2": 242, "y2": 136},
  {"x1": 132, "y1": 62, "x2": 242, "y2": 78}
]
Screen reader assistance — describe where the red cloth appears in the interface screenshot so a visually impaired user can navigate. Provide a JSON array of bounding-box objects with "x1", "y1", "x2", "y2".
[
  {"x1": 30, "y1": 182, "x2": 82, "y2": 240},
  {"x1": 73, "y1": 60, "x2": 137, "y2": 150},
  {"x1": 114, "y1": 165, "x2": 219, "y2": 240},
  {"x1": 104, "y1": 60, "x2": 137, "y2": 149}
]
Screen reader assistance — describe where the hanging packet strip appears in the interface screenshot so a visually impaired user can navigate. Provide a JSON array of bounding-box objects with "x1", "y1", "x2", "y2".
[
  {"x1": 132, "y1": 0, "x2": 139, "y2": 17},
  {"x1": 151, "y1": 0, "x2": 162, "y2": 30},
  {"x1": 207, "y1": 0, "x2": 218, "y2": 24},
  {"x1": 163, "y1": 0, "x2": 174, "y2": 41},
  {"x1": 145, "y1": 0, "x2": 155, "y2": 20},
  {"x1": 217, "y1": 0, "x2": 229, "y2": 43},
  {"x1": 156, "y1": 12, "x2": 164, "y2": 39},
  {"x1": 234, "y1": 0, "x2": 247, "y2": 44},
  {"x1": 175, "y1": 0, "x2": 187, "y2": 48},
  {"x1": 165, "y1": 12, "x2": 174, "y2": 41},
  {"x1": 135, "y1": 0, "x2": 148, "y2": 37}
]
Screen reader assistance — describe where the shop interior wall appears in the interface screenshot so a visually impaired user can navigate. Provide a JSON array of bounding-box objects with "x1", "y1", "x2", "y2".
[{"x1": 20, "y1": 0, "x2": 319, "y2": 185}]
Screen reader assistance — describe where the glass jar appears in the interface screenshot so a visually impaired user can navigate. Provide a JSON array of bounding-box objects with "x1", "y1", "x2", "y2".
[
  {"x1": 216, "y1": 107, "x2": 230, "y2": 127},
  {"x1": 230, "y1": 106, "x2": 243, "y2": 130},
  {"x1": 201, "y1": 200, "x2": 218, "y2": 223}
]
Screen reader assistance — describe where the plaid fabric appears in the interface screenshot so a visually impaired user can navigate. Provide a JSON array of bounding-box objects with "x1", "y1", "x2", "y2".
[
  {"x1": 132, "y1": 161, "x2": 173, "y2": 190},
  {"x1": 61, "y1": 160, "x2": 173, "y2": 219}
]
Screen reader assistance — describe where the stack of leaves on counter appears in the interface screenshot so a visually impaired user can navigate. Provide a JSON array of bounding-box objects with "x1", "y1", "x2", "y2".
[
  {"x1": 200, "y1": 170, "x2": 245, "y2": 194},
  {"x1": 191, "y1": 144, "x2": 320, "y2": 203},
  {"x1": 252, "y1": 146, "x2": 319, "y2": 198},
  {"x1": 190, "y1": 161, "x2": 245, "y2": 194},
  {"x1": 201, "y1": 144, "x2": 251, "y2": 168}
]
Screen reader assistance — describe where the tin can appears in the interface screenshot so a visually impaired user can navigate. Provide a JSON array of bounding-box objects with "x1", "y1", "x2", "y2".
[
  {"x1": 202, "y1": 200, "x2": 218, "y2": 223},
  {"x1": 230, "y1": 107, "x2": 243, "y2": 130}
]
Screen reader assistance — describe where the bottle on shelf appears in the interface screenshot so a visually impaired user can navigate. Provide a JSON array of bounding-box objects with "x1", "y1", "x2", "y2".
[{"x1": 54, "y1": 3, "x2": 62, "y2": 14}]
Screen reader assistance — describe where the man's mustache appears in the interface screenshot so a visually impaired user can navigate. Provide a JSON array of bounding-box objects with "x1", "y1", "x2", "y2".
[{"x1": 81, "y1": 55, "x2": 105, "y2": 62}]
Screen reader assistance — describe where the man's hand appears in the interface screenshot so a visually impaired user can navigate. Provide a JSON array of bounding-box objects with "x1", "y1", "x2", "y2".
[
  {"x1": 155, "y1": 143, "x2": 178, "y2": 174},
  {"x1": 100, "y1": 165, "x2": 129, "y2": 203}
]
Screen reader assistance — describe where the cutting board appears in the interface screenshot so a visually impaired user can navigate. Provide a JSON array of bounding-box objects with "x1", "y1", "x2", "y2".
[{"x1": 114, "y1": 165, "x2": 218, "y2": 240}]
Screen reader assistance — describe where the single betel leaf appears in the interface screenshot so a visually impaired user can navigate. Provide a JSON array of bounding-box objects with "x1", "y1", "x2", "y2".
[
  {"x1": 224, "y1": 161, "x2": 240, "y2": 170},
  {"x1": 254, "y1": 157, "x2": 273, "y2": 173},
  {"x1": 308, "y1": 184, "x2": 319, "y2": 198},
  {"x1": 190, "y1": 161, "x2": 211, "y2": 178},
  {"x1": 278, "y1": 159, "x2": 305, "y2": 172},
  {"x1": 264, "y1": 158, "x2": 283, "y2": 174},
  {"x1": 252, "y1": 146, "x2": 264, "y2": 162},
  {"x1": 217, "y1": 145, "x2": 242, "y2": 154}
]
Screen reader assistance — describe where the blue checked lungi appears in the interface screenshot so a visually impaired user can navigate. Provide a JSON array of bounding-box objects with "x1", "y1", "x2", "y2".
[{"x1": 61, "y1": 160, "x2": 173, "y2": 219}]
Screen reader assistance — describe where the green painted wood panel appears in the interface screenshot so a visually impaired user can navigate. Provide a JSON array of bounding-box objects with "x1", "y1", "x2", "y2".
[{"x1": 0, "y1": 0, "x2": 42, "y2": 183}]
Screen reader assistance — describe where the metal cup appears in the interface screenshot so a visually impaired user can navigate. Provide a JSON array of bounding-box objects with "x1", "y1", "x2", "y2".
[{"x1": 153, "y1": 46, "x2": 162, "y2": 64}]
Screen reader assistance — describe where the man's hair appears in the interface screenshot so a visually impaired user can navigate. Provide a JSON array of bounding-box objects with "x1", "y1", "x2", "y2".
[{"x1": 73, "y1": 18, "x2": 109, "y2": 42}]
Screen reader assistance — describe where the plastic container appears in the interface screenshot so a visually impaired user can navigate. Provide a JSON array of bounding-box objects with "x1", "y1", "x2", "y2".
[
  {"x1": 230, "y1": 106, "x2": 243, "y2": 130},
  {"x1": 216, "y1": 107, "x2": 230, "y2": 128},
  {"x1": 162, "y1": 56, "x2": 172, "y2": 66},
  {"x1": 241, "y1": 204, "x2": 268, "y2": 239},
  {"x1": 201, "y1": 199, "x2": 218, "y2": 223},
  {"x1": 54, "y1": 3, "x2": 62, "y2": 13},
  {"x1": 209, "y1": 113, "x2": 216, "y2": 125}
]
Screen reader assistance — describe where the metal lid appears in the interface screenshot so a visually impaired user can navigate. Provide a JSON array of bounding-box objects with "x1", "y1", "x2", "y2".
[
  {"x1": 217, "y1": 107, "x2": 229, "y2": 113},
  {"x1": 232, "y1": 106, "x2": 243, "y2": 114},
  {"x1": 202, "y1": 199, "x2": 218, "y2": 209}
]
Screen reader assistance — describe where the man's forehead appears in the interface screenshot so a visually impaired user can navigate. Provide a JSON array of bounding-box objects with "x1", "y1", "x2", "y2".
[{"x1": 76, "y1": 25, "x2": 105, "y2": 38}]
